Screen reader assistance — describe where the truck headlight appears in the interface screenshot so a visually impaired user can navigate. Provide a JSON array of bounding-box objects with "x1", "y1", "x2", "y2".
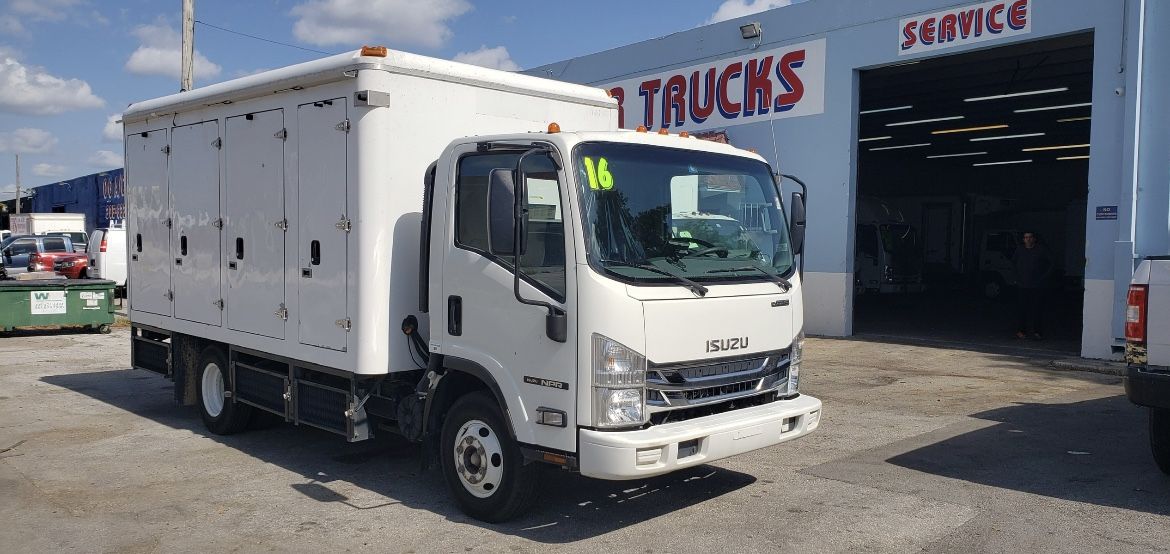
[
  {"x1": 787, "y1": 331, "x2": 804, "y2": 395},
  {"x1": 591, "y1": 334, "x2": 646, "y2": 427}
]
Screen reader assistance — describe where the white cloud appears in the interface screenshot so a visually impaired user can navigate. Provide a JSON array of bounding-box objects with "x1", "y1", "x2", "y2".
[
  {"x1": 125, "y1": 19, "x2": 221, "y2": 81},
  {"x1": 0, "y1": 128, "x2": 58, "y2": 154},
  {"x1": 102, "y1": 113, "x2": 122, "y2": 142},
  {"x1": 453, "y1": 45, "x2": 519, "y2": 71},
  {"x1": 8, "y1": 0, "x2": 85, "y2": 22},
  {"x1": 706, "y1": 0, "x2": 793, "y2": 24},
  {"x1": 0, "y1": 52, "x2": 105, "y2": 115},
  {"x1": 88, "y1": 149, "x2": 122, "y2": 169},
  {"x1": 31, "y1": 163, "x2": 67, "y2": 178},
  {"x1": 291, "y1": 0, "x2": 471, "y2": 49},
  {"x1": 0, "y1": 15, "x2": 24, "y2": 35}
]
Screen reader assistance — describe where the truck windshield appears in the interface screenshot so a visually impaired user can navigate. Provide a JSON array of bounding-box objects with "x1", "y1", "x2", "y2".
[{"x1": 574, "y1": 142, "x2": 794, "y2": 285}]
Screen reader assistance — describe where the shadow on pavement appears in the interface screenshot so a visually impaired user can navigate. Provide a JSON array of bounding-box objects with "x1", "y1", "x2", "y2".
[
  {"x1": 869, "y1": 395, "x2": 1170, "y2": 516},
  {"x1": 42, "y1": 368, "x2": 756, "y2": 543}
]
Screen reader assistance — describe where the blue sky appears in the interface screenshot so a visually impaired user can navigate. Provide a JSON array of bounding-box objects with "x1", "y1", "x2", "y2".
[{"x1": 0, "y1": 0, "x2": 799, "y2": 199}]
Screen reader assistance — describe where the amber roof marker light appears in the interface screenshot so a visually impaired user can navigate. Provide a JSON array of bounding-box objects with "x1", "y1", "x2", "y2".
[
  {"x1": 360, "y1": 45, "x2": 388, "y2": 57},
  {"x1": 547, "y1": 122, "x2": 561, "y2": 134}
]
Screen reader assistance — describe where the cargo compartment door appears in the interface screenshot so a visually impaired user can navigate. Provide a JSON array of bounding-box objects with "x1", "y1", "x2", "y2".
[
  {"x1": 126, "y1": 129, "x2": 172, "y2": 316},
  {"x1": 225, "y1": 110, "x2": 287, "y2": 339},
  {"x1": 296, "y1": 99, "x2": 349, "y2": 351},
  {"x1": 170, "y1": 120, "x2": 222, "y2": 326}
]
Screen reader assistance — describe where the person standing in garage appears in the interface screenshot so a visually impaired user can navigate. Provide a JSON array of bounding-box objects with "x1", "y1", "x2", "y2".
[{"x1": 1013, "y1": 231, "x2": 1053, "y2": 340}]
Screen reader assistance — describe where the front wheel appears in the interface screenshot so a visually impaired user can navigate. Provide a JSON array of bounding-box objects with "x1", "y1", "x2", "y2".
[
  {"x1": 196, "y1": 346, "x2": 252, "y2": 435},
  {"x1": 1151, "y1": 408, "x2": 1170, "y2": 475},
  {"x1": 440, "y1": 392, "x2": 539, "y2": 522}
]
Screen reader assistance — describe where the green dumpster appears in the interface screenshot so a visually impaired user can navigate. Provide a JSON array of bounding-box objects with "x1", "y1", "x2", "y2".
[{"x1": 0, "y1": 279, "x2": 117, "y2": 333}]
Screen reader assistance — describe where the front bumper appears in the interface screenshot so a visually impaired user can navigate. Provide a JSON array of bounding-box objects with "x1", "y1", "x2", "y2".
[
  {"x1": 578, "y1": 394, "x2": 821, "y2": 480},
  {"x1": 1126, "y1": 364, "x2": 1170, "y2": 410}
]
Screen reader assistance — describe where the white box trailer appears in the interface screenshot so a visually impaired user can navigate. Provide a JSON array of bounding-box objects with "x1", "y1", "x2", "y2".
[
  {"x1": 8, "y1": 213, "x2": 86, "y2": 236},
  {"x1": 126, "y1": 47, "x2": 820, "y2": 521}
]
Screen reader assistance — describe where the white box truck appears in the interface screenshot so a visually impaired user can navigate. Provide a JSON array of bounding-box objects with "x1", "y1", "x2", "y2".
[
  {"x1": 125, "y1": 46, "x2": 820, "y2": 521},
  {"x1": 9, "y1": 213, "x2": 86, "y2": 236}
]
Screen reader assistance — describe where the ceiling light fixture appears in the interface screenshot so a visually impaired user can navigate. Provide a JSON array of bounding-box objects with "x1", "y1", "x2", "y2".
[
  {"x1": 1022, "y1": 144, "x2": 1090, "y2": 152},
  {"x1": 887, "y1": 116, "x2": 964, "y2": 127},
  {"x1": 859, "y1": 105, "x2": 913, "y2": 115},
  {"x1": 970, "y1": 132, "x2": 1045, "y2": 142},
  {"x1": 931, "y1": 124, "x2": 1009, "y2": 135},
  {"x1": 1057, "y1": 155, "x2": 1090, "y2": 161},
  {"x1": 858, "y1": 136, "x2": 893, "y2": 142},
  {"x1": 869, "y1": 143, "x2": 931, "y2": 151},
  {"x1": 926, "y1": 152, "x2": 988, "y2": 159},
  {"x1": 964, "y1": 87, "x2": 1069, "y2": 102},
  {"x1": 1014, "y1": 102, "x2": 1092, "y2": 113},
  {"x1": 1058, "y1": 116, "x2": 1092, "y2": 123},
  {"x1": 973, "y1": 159, "x2": 1033, "y2": 166}
]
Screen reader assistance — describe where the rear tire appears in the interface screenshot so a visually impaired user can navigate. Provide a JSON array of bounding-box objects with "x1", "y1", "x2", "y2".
[
  {"x1": 196, "y1": 346, "x2": 252, "y2": 435},
  {"x1": 440, "y1": 391, "x2": 538, "y2": 522},
  {"x1": 1151, "y1": 408, "x2": 1170, "y2": 475}
]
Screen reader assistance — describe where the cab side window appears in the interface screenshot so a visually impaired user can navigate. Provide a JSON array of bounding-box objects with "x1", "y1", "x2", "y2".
[
  {"x1": 42, "y1": 237, "x2": 68, "y2": 252},
  {"x1": 8, "y1": 239, "x2": 37, "y2": 256}
]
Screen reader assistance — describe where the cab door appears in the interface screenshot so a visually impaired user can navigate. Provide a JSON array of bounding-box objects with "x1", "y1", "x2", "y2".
[{"x1": 437, "y1": 145, "x2": 578, "y2": 453}]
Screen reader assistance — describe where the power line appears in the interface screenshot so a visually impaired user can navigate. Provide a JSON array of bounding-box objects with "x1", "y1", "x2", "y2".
[{"x1": 194, "y1": 20, "x2": 335, "y2": 55}]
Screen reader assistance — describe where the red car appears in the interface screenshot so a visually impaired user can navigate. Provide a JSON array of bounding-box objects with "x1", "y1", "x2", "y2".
[{"x1": 28, "y1": 251, "x2": 89, "y2": 279}]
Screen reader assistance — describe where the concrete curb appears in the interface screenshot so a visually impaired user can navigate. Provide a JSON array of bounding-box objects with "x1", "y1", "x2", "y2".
[{"x1": 1049, "y1": 358, "x2": 1126, "y2": 376}]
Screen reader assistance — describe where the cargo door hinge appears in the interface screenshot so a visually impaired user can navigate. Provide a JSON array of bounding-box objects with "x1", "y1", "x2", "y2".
[
  {"x1": 161, "y1": 145, "x2": 171, "y2": 155},
  {"x1": 212, "y1": 137, "x2": 222, "y2": 149},
  {"x1": 212, "y1": 218, "x2": 223, "y2": 229},
  {"x1": 275, "y1": 305, "x2": 288, "y2": 321},
  {"x1": 275, "y1": 218, "x2": 288, "y2": 232},
  {"x1": 166, "y1": 290, "x2": 174, "y2": 301},
  {"x1": 335, "y1": 318, "x2": 352, "y2": 331},
  {"x1": 213, "y1": 299, "x2": 224, "y2": 310},
  {"x1": 335, "y1": 216, "x2": 351, "y2": 233},
  {"x1": 274, "y1": 128, "x2": 288, "y2": 141},
  {"x1": 336, "y1": 119, "x2": 350, "y2": 133}
]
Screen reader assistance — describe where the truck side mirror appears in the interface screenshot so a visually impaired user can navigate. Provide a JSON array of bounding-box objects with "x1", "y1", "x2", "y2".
[
  {"x1": 789, "y1": 192, "x2": 806, "y2": 256},
  {"x1": 487, "y1": 168, "x2": 518, "y2": 256}
]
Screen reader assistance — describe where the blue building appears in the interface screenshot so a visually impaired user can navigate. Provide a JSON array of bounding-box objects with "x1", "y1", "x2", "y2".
[
  {"x1": 528, "y1": 0, "x2": 1169, "y2": 359},
  {"x1": 29, "y1": 168, "x2": 125, "y2": 235}
]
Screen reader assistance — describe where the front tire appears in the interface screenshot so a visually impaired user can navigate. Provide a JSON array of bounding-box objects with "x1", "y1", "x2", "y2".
[
  {"x1": 196, "y1": 346, "x2": 252, "y2": 435},
  {"x1": 440, "y1": 392, "x2": 538, "y2": 522},
  {"x1": 1151, "y1": 408, "x2": 1170, "y2": 475}
]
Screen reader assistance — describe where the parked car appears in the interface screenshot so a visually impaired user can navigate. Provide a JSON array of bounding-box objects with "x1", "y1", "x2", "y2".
[
  {"x1": 0, "y1": 235, "x2": 74, "y2": 276},
  {"x1": 1125, "y1": 256, "x2": 1170, "y2": 474},
  {"x1": 0, "y1": 253, "x2": 7, "y2": 279},
  {"x1": 0, "y1": 229, "x2": 10, "y2": 242},
  {"x1": 45, "y1": 231, "x2": 88, "y2": 253},
  {"x1": 29, "y1": 251, "x2": 89, "y2": 279},
  {"x1": 85, "y1": 226, "x2": 126, "y2": 290}
]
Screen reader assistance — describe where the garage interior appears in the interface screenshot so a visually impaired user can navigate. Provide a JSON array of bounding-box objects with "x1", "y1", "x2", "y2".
[{"x1": 852, "y1": 33, "x2": 1093, "y2": 353}]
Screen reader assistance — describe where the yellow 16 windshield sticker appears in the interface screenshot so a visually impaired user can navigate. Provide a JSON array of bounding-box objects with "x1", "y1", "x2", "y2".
[{"x1": 583, "y1": 156, "x2": 614, "y2": 190}]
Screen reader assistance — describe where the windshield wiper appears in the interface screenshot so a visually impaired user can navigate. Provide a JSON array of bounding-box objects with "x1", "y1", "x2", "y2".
[
  {"x1": 707, "y1": 266, "x2": 792, "y2": 292},
  {"x1": 600, "y1": 259, "x2": 708, "y2": 297}
]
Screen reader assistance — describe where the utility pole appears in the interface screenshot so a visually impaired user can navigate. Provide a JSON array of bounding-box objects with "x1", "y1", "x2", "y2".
[
  {"x1": 180, "y1": 0, "x2": 195, "y2": 92},
  {"x1": 14, "y1": 153, "x2": 20, "y2": 215}
]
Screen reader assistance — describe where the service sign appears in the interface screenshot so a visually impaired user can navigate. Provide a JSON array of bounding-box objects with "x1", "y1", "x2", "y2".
[
  {"x1": 600, "y1": 38, "x2": 827, "y2": 132},
  {"x1": 900, "y1": 0, "x2": 1031, "y2": 56},
  {"x1": 30, "y1": 290, "x2": 67, "y2": 315}
]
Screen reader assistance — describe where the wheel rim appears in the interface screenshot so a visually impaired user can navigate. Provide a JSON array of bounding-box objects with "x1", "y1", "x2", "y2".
[
  {"x1": 453, "y1": 419, "x2": 504, "y2": 499},
  {"x1": 201, "y1": 362, "x2": 226, "y2": 418}
]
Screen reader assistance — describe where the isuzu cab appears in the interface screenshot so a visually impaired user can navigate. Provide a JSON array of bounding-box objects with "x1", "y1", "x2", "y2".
[{"x1": 125, "y1": 46, "x2": 820, "y2": 521}]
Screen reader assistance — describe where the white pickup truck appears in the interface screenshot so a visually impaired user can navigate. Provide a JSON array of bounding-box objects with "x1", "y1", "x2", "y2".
[{"x1": 1125, "y1": 256, "x2": 1170, "y2": 473}]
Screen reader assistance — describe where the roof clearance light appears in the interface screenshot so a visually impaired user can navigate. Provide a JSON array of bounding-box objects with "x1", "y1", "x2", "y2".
[
  {"x1": 859, "y1": 105, "x2": 913, "y2": 115},
  {"x1": 869, "y1": 143, "x2": 931, "y2": 151},
  {"x1": 658, "y1": 128, "x2": 670, "y2": 135},
  {"x1": 931, "y1": 124, "x2": 1009, "y2": 135},
  {"x1": 964, "y1": 87, "x2": 1069, "y2": 102},
  {"x1": 970, "y1": 133, "x2": 1045, "y2": 142},
  {"x1": 679, "y1": 131, "x2": 690, "y2": 138},
  {"x1": 858, "y1": 136, "x2": 892, "y2": 142},
  {"x1": 1057, "y1": 155, "x2": 1090, "y2": 161},
  {"x1": 635, "y1": 125, "x2": 648, "y2": 133},
  {"x1": 926, "y1": 152, "x2": 987, "y2": 159},
  {"x1": 972, "y1": 159, "x2": 1033, "y2": 167},
  {"x1": 547, "y1": 122, "x2": 561, "y2": 134},
  {"x1": 360, "y1": 45, "x2": 388, "y2": 57},
  {"x1": 886, "y1": 116, "x2": 964, "y2": 127},
  {"x1": 1021, "y1": 143, "x2": 1090, "y2": 152},
  {"x1": 1014, "y1": 102, "x2": 1092, "y2": 113}
]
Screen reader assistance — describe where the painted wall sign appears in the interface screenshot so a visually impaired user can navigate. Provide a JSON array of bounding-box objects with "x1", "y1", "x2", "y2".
[
  {"x1": 899, "y1": 0, "x2": 1031, "y2": 56},
  {"x1": 30, "y1": 290, "x2": 67, "y2": 315},
  {"x1": 599, "y1": 38, "x2": 827, "y2": 132},
  {"x1": 1095, "y1": 206, "x2": 1118, "y2": 220}
]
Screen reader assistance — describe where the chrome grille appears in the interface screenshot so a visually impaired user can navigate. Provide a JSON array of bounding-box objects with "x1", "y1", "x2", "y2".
[{"x1": 647, "y1": 348, "x2": 789, "y2": 410}]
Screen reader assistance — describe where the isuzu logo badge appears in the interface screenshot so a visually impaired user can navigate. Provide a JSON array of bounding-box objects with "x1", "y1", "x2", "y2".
[{"x1": 706, "y1": 337, "x2": 749, "y2": 353}]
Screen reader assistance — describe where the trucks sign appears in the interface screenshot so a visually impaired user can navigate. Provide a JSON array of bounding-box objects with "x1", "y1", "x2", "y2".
[
  {"x1": 600, "y1": 38, "x2": 827, "y2": 132},
  {"x1": 900, "y1": 0, "x2": 1031, "y2": 56}
]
